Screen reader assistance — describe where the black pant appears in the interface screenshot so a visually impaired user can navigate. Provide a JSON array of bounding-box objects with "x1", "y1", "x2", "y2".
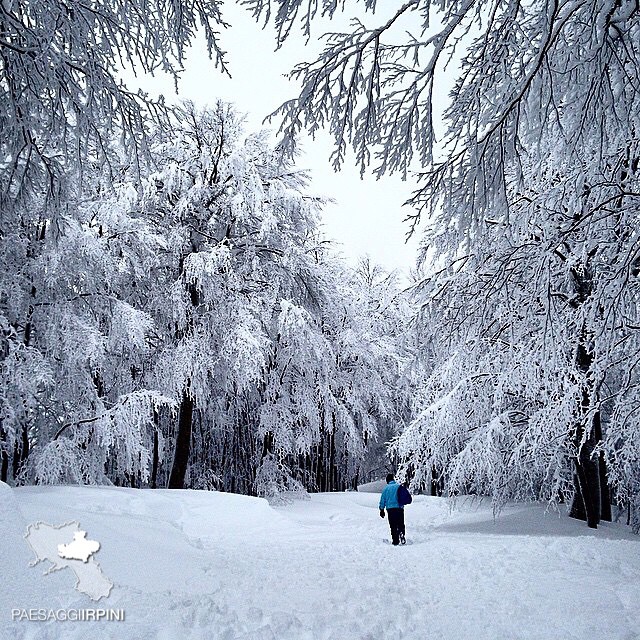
[{"x1": 387, "y1": 508, "x2": 405, "y2": 544}]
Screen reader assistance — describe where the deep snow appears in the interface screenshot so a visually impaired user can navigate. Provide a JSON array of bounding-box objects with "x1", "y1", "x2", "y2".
[{"x1": 1, "y1": 481, "x2": 639, "y2": 640}]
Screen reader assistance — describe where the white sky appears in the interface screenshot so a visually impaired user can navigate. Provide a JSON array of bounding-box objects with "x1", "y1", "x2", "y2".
[{"x1": 127, "y1": 2, "x2": 435, "y2": 274}]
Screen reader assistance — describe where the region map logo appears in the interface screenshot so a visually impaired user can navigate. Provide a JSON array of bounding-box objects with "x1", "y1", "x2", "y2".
[{"x1": 24, "y1": 521, "x2": 112, "y2": 601}]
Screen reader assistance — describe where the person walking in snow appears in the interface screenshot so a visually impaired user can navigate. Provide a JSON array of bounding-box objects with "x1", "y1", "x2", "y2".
[{"x1": 379, "y1": 473, "x2": 411, "y2": 545}]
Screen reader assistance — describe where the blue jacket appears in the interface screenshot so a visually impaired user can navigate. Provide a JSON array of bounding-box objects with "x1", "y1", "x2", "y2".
[{"x1": 379, "y1": 480, "x2": 402, "y2": 510}]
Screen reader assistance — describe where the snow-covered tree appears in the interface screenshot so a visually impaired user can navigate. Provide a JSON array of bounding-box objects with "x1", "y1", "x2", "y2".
[
  {"x1": 0, "y1": 0, "x2": 419, "y2": 496},
  {"x1": 0, "y1": 0, "x2": 231, "y2": 486},
  {"x1": 1, "y1": 90, "x2": 415, "y2": 497},
  {"x1": 138, "y1": 102, "x2": 327, "y2": 491},
  {"x1": 259, "y1": 257, "x2": 412, "y2": 493},
  {"x1": 0, "y1": 0, "x2": 230, "y2": 211},
  {"x1": 138, "y1": 103, "x2": 412, "y2": 496},
  {"x1": 0, "y1": 140, "x2": 175, "y2": 485},
  {"x1": 267, "y1": 0, "x2": 640, "y2": 527},
  {"x1": 396, "y1": 146, "x2": 640, "y2": 528}
]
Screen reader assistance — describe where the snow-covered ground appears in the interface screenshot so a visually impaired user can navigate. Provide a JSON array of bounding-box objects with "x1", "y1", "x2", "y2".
[{"x1": 2, "y1": 481, "x2": 639, "y2": 640}]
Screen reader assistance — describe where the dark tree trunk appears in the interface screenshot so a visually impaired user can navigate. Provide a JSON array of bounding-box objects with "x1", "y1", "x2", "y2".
[
  {"x1": 328, "y1": 429, "x2": 336, "y2": 492},
  {"x1": 570, "y1": 440, "x2": 601, "y2": 529},
  {"x1": 167, "y1": 249, "x2": 201, "y2": 490},
  {"x1": 10, "y1": 422, "x2": 30, "y2": 480},
  {"x1": 316, "y1": 440, "x2": 324, "y2": 492},
  {"x1": 594, "y1": 412, "x2": 612, "y2": 522},
  {"x1": 12, "y1": 440, "x2": 19, "y2": 479},
  {"x1": 567, "y1": 260, "x2": 607, "y2": 529},
  {"x1": 599, "y1": 455, "x2": 612, "y2": 523},
  {"x1": 21, "y1": 422, "x2": 29, "y2": 464},
  {"x1": 1, "y1": 424, "x2": 8, "y2": 483},
  {"x1": 598, "y1": 451, "x2": 613, "y2": 522},
  {"x1": 168, "y1": 390, "x2": 194, "y2": 489},
  {"x1": 569, "y1": 472, "x2": 587, "y2": 521},
  {"x1": 315, "y1": 415, "x2": 324, "y2": 491},
  {"x1": 23, "y1": 285, "x2": 36, "y2": 347},
  {"x1": 569, "y1": 343, "x2": 601, "y2": 529},
  {"x1": 0, "y1": 452, "x2": 7, "y2": 482},
  {"x1": 261, "y1": 431, "x2": 274, "y2": 459},
  {"x1": 8, "y1": 285, "x2": 38, "y2": 480},
  {"x1": 151, "y1": 428, "x2": 159, "y2": 489},
  {"x1": 431, "y1": 467, "x2": 444, "y2": 497}
]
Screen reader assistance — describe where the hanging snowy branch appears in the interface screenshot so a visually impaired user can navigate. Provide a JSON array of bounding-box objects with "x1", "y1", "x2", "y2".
[{"x1": 0, "y1": 0, "x2": 230, "y2": 209}]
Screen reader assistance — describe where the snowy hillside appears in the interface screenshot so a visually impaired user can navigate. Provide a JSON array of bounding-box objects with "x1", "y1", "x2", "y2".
[{"x1": 2, "y1": 482, "x2": 639, "y2": 640}]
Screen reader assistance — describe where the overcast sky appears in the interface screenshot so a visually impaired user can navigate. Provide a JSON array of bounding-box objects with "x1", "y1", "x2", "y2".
[{"x1": 127, "y1": 2, "x2": 431, "y2": 274}]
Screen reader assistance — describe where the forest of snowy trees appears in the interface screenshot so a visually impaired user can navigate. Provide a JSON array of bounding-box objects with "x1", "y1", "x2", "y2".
[
  {"x1": 2, "y1": 0, "x2": 640, "y2": 532},
  {"x1": 0, "y1": 95, "x2": 413, "y2": 495}
]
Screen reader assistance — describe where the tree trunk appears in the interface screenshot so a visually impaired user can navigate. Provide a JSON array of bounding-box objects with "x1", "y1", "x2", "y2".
[
  {"x1": 431, "y1": 466, "x2": 444, "y2": 497},
  {"x1": 167, "y1": 247, "x2": 201, "y2": 491},
  {"x1": 261, "y1": 431, "x2": 274, "y2": 459},
  {"x1": 21, "y1": 422, "x2": 29, "y2": 466},
  {"x1": 593, "y1": 411, "x2": 611, "y2": 522},
  {"x1": 0, "y1": 424, "x2": 8, "y2": 483},
  {"x1": 8, "y1": 284, "x2": 38, "y2": 480},
  {"x1": 570, "y1": 441, "x2": 601, "y2": 529},
  {"x1": 567, "y1": 262, "x2": 606, "y2": 529},
  {"x1": 10, "y1": 422, "x2": 29, "y2": 480},
  {"x1": 151, "y1": 428, "x2": 159, "y2": 489},
  {"x1": 598, "y1": 454, "x2": 612, "y2": 523},
  {"x1": 328, "y1": 429, "x2": 336, "y2": 492},
  {"x1": 168, "y1": 390, "x2": 194, "y2": 489},
  {"x1": 569, "y1": 341, "x2": 601, "y2": 529}
]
